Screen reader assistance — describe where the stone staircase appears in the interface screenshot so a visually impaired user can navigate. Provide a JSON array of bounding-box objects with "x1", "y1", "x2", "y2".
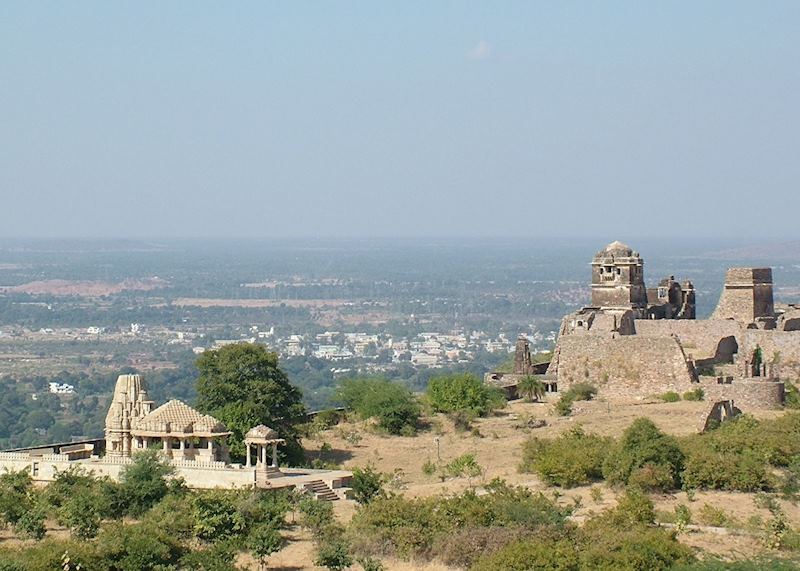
[{"x1": 303, "y1": 479, "x2": 339, "y2": 501}]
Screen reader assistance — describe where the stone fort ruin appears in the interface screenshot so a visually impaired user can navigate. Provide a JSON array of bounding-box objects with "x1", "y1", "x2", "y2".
[{"x1": 491, "y1": 241, "x2": 796, "y2": 410}]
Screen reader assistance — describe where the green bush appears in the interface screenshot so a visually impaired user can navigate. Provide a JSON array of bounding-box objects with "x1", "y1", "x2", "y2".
[
  {"x1": 603, "y1": 418, "x2": 685, "y2": 491},
  {"x1": 470, "y1": 538, "x2": 579, "y2": 571},
  {"x1": 554, "y1": 395, "x2": 573, "y2": 416},
  {"x1": 520, "y1": 426, "x2": 611, "y2": 487},
  {"x1": 0, "y1": 469, "x2": 36, "y2": 530},
  {"x1": 315, "y1": 537, "x2": 353, "y2": 571},
  {"x1": 298, "y1": 496, "x2": 335, "y2": 539},
  {"x1": 683, "y1": 388, "x2": 705, "y2": 401},
  {"x1": 351, "y1": 465, "x2": 386, "y2": 505},
  {"x1": 426, "y1": 373, "x2": 505, "y2": 417},
  {"x1": 659, "y1": 391, "x2": 681, "y2": 402},
  {"x1": 565, "y1": 383, "x2": 597, "y2": 401},
  {"x1": 579, "y1": 525, "x2": 694, "y2": 570},
  {"x1": 695, "y1": 503, "x2": 729, "y2": 527},
  {"x1": 336, "y1": 378, "x2": 420, "y2": 435},
  {"x1": 552, "y1": 383, "x2": 596, "y2": 416},
  {"x1": 682, "y1": 446, "x2": 770, "y2": 492}
]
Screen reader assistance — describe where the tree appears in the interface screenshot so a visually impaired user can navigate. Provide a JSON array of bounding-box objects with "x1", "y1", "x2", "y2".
[
  {"x1": 248, "y1": 523, "x2": 284, "y2": 570},
  {"x1": 118, "y1": 449, "x2": 175, "y2": 516},
  {"x1": 315, "y1": 538, "x2": 353, "y2": 571},
  {"x1": 517, "y1": 376, "x2": 546, "y2": 402},
  {"x1": 0, "y1": 469, "x2": 34, "y2": 529},
  {"x1": 192, "y1": 490, "x2": 248, "y2": 543},
  {"x1": 350, "y1": 465, "x2": 386, "y2": 505},
  {"x1": 602, "y1": 418, "x2": 685, "y2": 491},
  {"x1": 59, "y1": 487, "x2": 102, "y2": 539},
  {"x1": 196, "y1": 344, "x2": 307, "y2": 464}
]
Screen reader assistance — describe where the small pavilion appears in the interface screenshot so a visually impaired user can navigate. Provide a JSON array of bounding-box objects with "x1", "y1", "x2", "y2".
[
  {"x1": 130, "y1": 400, "x2": 232, "y2": 462},
  {"x1": 244, "y1": 425, "x2": 285, "y2": 473}
]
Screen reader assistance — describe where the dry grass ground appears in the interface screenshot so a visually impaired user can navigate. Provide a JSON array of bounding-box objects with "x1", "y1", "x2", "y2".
[
  {"x1": 292, "y1": 397, "x2": 798, "y2": 570},
  {"x1": 2, "y1": 398, "x2": 795, "y2": 570}
]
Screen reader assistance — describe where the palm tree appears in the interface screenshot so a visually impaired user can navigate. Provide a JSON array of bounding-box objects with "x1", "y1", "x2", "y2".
[{"x1": 517, "y1": 375, "x2": 546, "y2": 402}]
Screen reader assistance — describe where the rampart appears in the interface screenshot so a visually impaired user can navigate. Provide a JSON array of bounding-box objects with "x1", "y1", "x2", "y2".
[
  {"x1": 698, "y1": 378, "x2": 785, "y2": 410},
  {"x1": 634, "y1": 320, "x2": 742, "y2": 362},
  {"x1": 552, "y1": 335, "x2": 695, "y2": 399}
]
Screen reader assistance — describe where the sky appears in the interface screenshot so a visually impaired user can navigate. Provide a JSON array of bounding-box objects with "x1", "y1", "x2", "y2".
[{"x1": 1, "y1": 2, "x2": 799, "y2": 239}]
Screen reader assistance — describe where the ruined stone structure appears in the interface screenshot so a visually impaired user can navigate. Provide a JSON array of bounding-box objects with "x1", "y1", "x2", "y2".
[
  {"x1": 485, "y1": 335, "x2": 555, "y2": 398},
  {"x1": 542, "y1": 241, "x2": 791, "y2": 410},
  {"x1": 1, "y1": 374, "x2": 352, "y2": 497},
  {"x1": 711, "y1": 268, "x2": 776, "y2": 327}
]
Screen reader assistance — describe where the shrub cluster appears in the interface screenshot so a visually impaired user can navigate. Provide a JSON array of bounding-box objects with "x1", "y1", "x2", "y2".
[
  {"x1": 519, "y1": 426, "x2": 611, "y2": 487},
  {"x1": 602, "y1": 418, "x2": 685, "y2": 491},
  {"x1": 426, "y1": 373, "x2": 505, "y2": 417},
  {"x1": 336, "y1": 377, "x2": 420, "y2": 435},
  {"x1": 0, "y1": 450, "x2": 292, "y2": 570},
  {"x1": 520, "y1": 413, "x2": 800, "y2": 495},
  {"x1": 347, "y1": 479, "x2": 569, "y2": 563}
]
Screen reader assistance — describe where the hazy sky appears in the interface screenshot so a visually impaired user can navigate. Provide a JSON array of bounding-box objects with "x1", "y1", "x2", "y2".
[{"x1": 1, "y1": 2, "x2": 798, "y2": 239}]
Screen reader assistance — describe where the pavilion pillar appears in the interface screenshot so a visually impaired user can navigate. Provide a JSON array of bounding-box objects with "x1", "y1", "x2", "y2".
[
  {"x1": 271, "y1": 443, "x2": 278, "y2": 468},
  {"x1": 245, "y1": 443, "x2": 251, "y2": 467},
  {"x1": 261, "y1": 445, "x2": 267, "y2": 465},
  {"x1": 179, "y1": 438, "x2": 186, "y2": 459}
]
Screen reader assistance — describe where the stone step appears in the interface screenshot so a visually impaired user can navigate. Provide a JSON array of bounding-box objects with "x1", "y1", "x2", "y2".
[{"x1": 303, "y1": 479, "x2": 339, "y2": 501}]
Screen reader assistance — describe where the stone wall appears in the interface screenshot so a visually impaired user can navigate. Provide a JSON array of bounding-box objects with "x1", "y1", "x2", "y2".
[
  {"x1": 698, "y1": 378, "x2": 785, "y2": 410},
  {"x1": 740, "y1": 330, "x2": 800, "y2": 380},
  {"x1": 634, "y1": 319, "x2": 743, "y2": 362},
  {"x1": 551, "y1": 335, "x2": 695, "y2": 399}
]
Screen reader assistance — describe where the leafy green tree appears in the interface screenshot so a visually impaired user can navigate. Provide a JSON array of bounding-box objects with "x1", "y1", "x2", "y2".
[
  {"x1": 13, "y1": 501, "x2": 46, "y2": 540},
  {"x1": 298, "y1": 496, "x2": 334, "y2": 539},
  {"x1": 192, "y1": 490, "x2": 249, "y2": 543},
  {"x1": 58, "y1": 486, "x2": 104, "y2": 539},
  {"x1": 196, "y1": 344, "x2": 307, "y2": 464},
  {"x1": 248, "y1": 523, "x2": 284, "y2": 570},
  {"x1": 0, "y1": 469, "x2": 35, "y2": 529},
  {"x1": 118, "y1": 449, "x2": 174, "y2": 516},
  {"x1": 426, "y1": 373, "x2": 505, "y2": 416},
  {"x1": 517, "y1": 375, "x2": 546, "y2": 402},
  {"x1": 350, "y1": 465, "x2": 386, "y2": 505},
  {"x1": 315, "y1": 537, "x2": 353, "y2": 571},
  {"x1": 602, "y1": 418, "x2": 685, "y2": 491},
  {"x1": 97, "y1": 521, "x2": 187, "y2": 571}
]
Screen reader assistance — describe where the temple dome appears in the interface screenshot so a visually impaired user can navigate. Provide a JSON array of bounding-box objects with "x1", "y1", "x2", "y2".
[
  {"x1": 133, "y1": 399, "x2": 229, "y2": 436},
  {"x1": 596, "y1": 240, "x2": 637, "y2": 258}
]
